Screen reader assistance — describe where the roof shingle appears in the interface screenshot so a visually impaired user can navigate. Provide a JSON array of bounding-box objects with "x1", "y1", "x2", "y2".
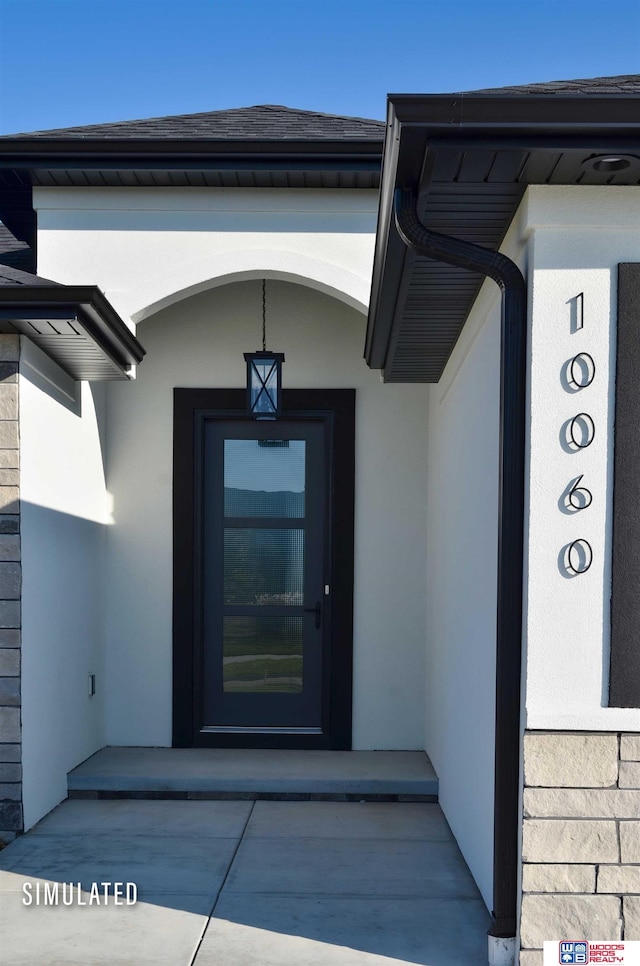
[
  {"x1": 3, "y1": 104, "x2": 386, "y2": 141},
  {"x1": 0, "y1": 263, "x2": 60, "y2": 287},
  {"x1": 3, "y1": 78, "x2": 637, "y2": 144},
  {"x1": 464, "y1": 74, "x2": 640, "y2": 95},
  {"x1": 0, "y1": 225, "x2": 37, "y2": 277}
]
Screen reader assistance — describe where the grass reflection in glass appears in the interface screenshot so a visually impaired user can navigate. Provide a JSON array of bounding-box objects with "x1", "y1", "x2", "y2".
[{"x1": 223, "y1": 616, "x2": 303, "y2": 693}]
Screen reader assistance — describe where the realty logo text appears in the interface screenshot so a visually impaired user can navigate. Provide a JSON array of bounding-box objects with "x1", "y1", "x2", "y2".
[
  {"x1": 544, "y1": 941, "x2": 640, "y2": 965},
  {"x1": 559, "y1": 943, "x2": 626, "y2": 964}
]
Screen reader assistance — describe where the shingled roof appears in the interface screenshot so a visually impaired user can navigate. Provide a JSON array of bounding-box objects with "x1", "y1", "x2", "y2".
[
  {"x1": 1, "y1": 78, "x2": 636, "y2": 249},
  {"x1": 0, "y1": 225, "x2": 36, "y2": 276},
  {"x1": 465, "y1": 74, "x2": 640, "y2": 95},
  {"x1": 0, "y1": 263, "x2": 59, "y2": 287},
  {"x1": 4, "y1": 79, "x2": 636, "y2": 142},
  {"x1": 2, "y1": 105, "x2": 385, "y2": 141}
]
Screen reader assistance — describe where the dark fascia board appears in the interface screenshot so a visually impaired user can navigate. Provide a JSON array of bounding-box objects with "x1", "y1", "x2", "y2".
[
  {"x1": 0, "y1": 284, "x2": 145, "y2": 371},
  {"x1": 365, "y1": 107, "x2": 407, "y2": 368},
  {"x1": 365, "y1": 92, "x2": 640, "y2": 370},
  {"x1": 0, "y1": 138, "x2": 383, "y2": 170},
  {"x1": 388, "y1": 91, "x2": 640, "y2": 132}
]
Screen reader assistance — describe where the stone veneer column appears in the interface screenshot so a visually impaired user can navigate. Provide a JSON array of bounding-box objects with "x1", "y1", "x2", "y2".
[
  {"x1": 0, "y1": 335, "x2": 21, "y2": 843},
  {"x1": 520, "y1": 731, "x2": 640, "y2": 965}
]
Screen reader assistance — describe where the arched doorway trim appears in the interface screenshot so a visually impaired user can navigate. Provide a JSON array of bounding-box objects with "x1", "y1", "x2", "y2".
[{"x1": 130, "y1": 248, "x2": 370, "y2": 324}]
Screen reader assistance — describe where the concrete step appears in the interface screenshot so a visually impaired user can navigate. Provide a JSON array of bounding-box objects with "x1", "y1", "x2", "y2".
[{"x1": 67, "y1": 748, "x2": 439, "y2": 801}]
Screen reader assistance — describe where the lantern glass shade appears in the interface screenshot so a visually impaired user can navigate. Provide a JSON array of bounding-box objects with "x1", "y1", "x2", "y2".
[{"x1": 244, "y1": 351, "x2": 285, "y2": 419}]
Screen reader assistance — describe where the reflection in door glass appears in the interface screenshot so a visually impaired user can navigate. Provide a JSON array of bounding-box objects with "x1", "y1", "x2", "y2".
[
  {"x1": 223, "y1": 616, "x2": 303, "y2": 693},
  {"x1": 224, "y1": 529, "x2": 304, "y2": 605},
  {"x1": 224, "y1": 439, "x2": 305, "y2": 517}
]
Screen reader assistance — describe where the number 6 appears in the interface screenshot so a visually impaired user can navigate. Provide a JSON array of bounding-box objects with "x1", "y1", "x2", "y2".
[{"x1": 567, "y1": 475, "x2": 592, "y2": 511}]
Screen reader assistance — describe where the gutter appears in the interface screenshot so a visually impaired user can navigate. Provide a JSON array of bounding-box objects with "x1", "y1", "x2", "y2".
[
  {"x1": 394, "y1": 189, "x2": 526, "y2": 941},
  {"x1": 388, "y1": 90, "x2": 640, "y2": 133}
]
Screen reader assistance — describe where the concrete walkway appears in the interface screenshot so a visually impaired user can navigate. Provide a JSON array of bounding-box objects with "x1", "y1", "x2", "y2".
[{"x1": 0, "y1": 799, "x2": 490, "y2": 965}]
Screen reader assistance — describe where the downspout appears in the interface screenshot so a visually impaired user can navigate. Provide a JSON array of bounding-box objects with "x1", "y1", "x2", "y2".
[{"x1": 394, "y1": 189, "x2": 526, "y2": 942}]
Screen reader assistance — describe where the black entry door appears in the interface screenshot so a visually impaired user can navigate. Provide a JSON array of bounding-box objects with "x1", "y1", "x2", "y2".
[
  {"x1": 173, "y1": 389, "x2": 355, "y2": 749},
  {"x1": 202, "y1": 419, "x2": 326, "y2": 731}
]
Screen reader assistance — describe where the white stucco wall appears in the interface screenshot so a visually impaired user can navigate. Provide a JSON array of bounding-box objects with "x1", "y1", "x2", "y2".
[
  {"x1": 20, "y1": 340, "x2": 108, "y2": 828},
  {"x1": 524, "y1": 186, "x2": 640, "y2": 731},
  {"x1": 31, "y1": 185, "x2": 428, "y2": 749},
  {"x1": 423, "y1": 185, "x2": 640, "y2": 904},
  {"x1": 31, "y1": 185, "x2": 431, "y2": 748},
  {"x1": 423, "y1": 206, "x2": 530, "y2": 909},
  {"x1": 103, "y1": 280, "x2": 428, "y2": 749},
  {"x1": 32, "y1": 187, "x2": 377, "y2": 323}
]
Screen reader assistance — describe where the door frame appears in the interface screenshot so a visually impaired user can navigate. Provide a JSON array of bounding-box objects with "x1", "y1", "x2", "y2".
[{"x1": 172, "y1": 388, "x2": 355, "y2": 749}]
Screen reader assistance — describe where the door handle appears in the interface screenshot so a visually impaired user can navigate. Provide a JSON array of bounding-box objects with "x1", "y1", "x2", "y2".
[{"x1": 303, "y1": 601, "x2": 321, "y2": 629}]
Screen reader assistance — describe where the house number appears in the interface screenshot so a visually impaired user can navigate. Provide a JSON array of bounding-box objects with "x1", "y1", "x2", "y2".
[
  {"x1": 565, "y1": 538, "x2": 593, "y2": 575},
  {"x1": 566, "y1": 475, "x2": 592, "y2": 511},
  {"x1": 561, "y1": 295, "x2": 595, "y2": 575},
  {"x1": 568, "y1": 412, "x2": 595, "y2": 449},
  {"x1": 568, "y1": 352, "x2": 596, "y2": 390}
]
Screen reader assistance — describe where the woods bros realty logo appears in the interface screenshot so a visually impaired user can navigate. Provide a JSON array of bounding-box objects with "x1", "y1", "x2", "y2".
[{"x1": 544, "y1": 942, "x2": 640, "y2": 964}]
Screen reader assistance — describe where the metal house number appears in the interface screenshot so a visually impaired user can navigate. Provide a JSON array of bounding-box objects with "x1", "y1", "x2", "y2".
[
  {"x1": 562, "y1": 296, "x2": 595, "y2": 576},
  {"x1": 568, "y1": 412, "x2": 595, "y2": 450},
  {"x1": 565, "y1": 538, "x2": 593, "y2": 575},
  {"x1": 568, "y1": 352, "x2": 596, "y2": 390},
  {"x1": 566, "y1": 475, "x2": 592, "y2": 511}
]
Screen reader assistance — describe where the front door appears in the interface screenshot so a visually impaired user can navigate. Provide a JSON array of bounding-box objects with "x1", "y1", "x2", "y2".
[
  {"x1": 173, "y1": 389, "x2": 355, "y2": 749},
  {"x1": 203, "y1": 418, "x2": 325, "y2": 732}
]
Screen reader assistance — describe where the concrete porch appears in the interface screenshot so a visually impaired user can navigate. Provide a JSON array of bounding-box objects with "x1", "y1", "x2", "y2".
[
  {"x1": 67, "y1": 748, "x2": 440, "y2": 800},
  {"x1": 0, "y1": 797, "x2": 490, "y2": 965}
]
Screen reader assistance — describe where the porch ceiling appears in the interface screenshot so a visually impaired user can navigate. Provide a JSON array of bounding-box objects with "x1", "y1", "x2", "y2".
[{"x1": 366, "y1": 76, "x2": 640, "y2": 382}]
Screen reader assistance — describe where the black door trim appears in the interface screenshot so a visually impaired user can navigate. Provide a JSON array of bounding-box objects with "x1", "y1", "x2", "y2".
[{"x1": 172, "y1": 388, "x2": 355, "y2": 749}]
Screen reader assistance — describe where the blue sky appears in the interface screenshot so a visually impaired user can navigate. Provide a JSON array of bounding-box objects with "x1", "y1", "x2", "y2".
[{"x1": 0, "y1": 0, "x2": 638, "y2": 135}]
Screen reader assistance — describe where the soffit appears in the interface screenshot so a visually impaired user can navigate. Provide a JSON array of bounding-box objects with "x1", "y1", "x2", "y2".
[
  {"x1": 366, "y1": 81, "x2": 640, "y2": 382},
  {"x1": 0, "y1": 283, "x2": 145, "y2": 381}
]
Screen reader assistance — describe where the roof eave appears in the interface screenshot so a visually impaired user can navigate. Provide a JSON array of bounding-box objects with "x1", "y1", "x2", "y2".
[
  {"x1": 0, "y1": 137, "x2": 384, "y2": 243},
  {"x1": 366, "y1": 92, "x2": 640, "y2": 379},
  {"x1": 0, "y1": 137, "x2": 384, "y2": 166},
  {"x1": 0, "y1": 284, "x2": 145, "y2": 380},
  {"x1": 387, "y1": 91, "x2": 640, "y2": 130}
]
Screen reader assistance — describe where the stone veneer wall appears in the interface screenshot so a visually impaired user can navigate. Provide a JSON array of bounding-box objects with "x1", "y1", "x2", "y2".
[
  {"x1": 520, "y1": 731, "x2": 640, "y2": 964},
  {"x1": 0, "y1": 335, "x2": 21, "y2": 843}
]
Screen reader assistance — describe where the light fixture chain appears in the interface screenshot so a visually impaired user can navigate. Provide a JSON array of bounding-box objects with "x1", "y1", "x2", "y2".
[{"x1": 262, "y1": 278, "x2": 266, "y2": 352}]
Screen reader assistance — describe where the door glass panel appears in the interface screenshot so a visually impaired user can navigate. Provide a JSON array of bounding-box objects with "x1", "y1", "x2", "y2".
[
  {"x1": 223, "y1": 528, "x2": 304, "y2": 605},
  {"x1": 223, "y1": 616, "x2": 303, "y2": 693},
  {"x1": 224, "y1": 439, "x2": 305, "y2": 517}
]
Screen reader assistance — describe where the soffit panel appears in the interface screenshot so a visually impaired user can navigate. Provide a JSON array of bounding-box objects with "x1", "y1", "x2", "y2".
[
  {"x1": 21, "y1": 167, "x2": 380, "y2": 190},
  {"x1": 0, "y1": 291, "x2": 145, "y2": 381},
  {"x1": 377, "y1": 139, "x2": 640, "y2": 383}
]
